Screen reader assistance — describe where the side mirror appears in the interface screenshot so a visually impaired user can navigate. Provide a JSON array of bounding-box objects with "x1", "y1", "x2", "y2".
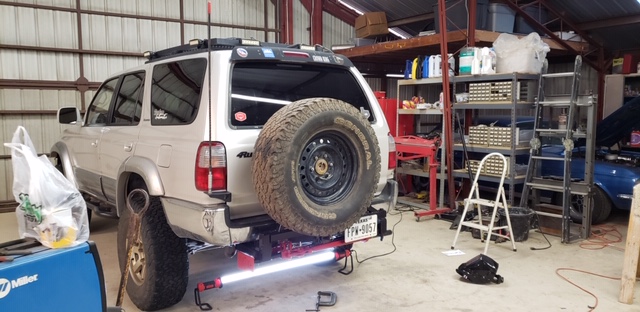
[{"x1": 58, "y1": 107, "x2": 81, "y2": 125}]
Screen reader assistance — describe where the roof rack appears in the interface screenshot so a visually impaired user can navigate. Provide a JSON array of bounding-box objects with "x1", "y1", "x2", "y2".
[{"x1": 142, "y1": 38, "x2": 333, "y2": 62}]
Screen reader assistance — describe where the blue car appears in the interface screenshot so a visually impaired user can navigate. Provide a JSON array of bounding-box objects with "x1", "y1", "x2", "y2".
[{"x1": 540, "y1": 96, "x2": 640, "y2": 223}]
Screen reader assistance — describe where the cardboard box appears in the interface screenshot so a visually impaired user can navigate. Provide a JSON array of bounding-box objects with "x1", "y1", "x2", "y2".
[{"x1": 355, "y1": 12, "x2": 388, "y2": 38}]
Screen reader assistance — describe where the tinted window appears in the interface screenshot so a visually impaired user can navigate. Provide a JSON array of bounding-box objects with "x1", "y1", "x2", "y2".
[
  {"x1": 86, "y1": 78, "x2": 118, "y2": 126},
  {"x1": 112, "y1": 72, "x2": 144, "y2": 125},
  {"x1": 151, "y1": 58, "x2": 206, "y2": 125},
  {"x1": 230, "y1": 62, "x2": 372, "y2": 127}
]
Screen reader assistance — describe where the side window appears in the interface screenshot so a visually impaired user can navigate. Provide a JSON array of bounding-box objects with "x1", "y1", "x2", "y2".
[
  {"x1": 112, "y1": 72, "x2": 144, "y2": 125},
  {"x1": 151, "y1": 58, "x2": 206, "y2": 125},
  {"x1": 86, "y1": 78, "x2": 118, "y2": 126}
]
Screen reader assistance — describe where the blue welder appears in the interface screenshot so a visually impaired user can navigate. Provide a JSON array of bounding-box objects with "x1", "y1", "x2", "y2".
[{"x1": 0, "y1": 239, "x2": 111, "y2": 311}]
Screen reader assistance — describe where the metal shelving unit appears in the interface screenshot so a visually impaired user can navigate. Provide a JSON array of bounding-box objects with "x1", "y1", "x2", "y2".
[
  {"x1": 395, "y1": 77, "x2": 447, "y2": 210},
  {"x1": 451, "y1": 73, "x2": 539, "y2": 204}
]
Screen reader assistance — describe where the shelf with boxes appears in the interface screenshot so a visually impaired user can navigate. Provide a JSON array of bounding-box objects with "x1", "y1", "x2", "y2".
[
  {"x1": 395, "y1": 77, "x2": 448, "y2": 210},
  {"x1": 451, "y1": 72, "x2": 538, "y2": 204}
]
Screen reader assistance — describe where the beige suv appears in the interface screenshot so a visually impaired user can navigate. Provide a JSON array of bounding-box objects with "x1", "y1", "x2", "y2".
[{"x1": 53, "y1": 38, "x2": 397, "y2": 311}]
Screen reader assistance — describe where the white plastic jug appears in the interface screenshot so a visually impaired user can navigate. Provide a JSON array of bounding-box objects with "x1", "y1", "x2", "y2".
[{"x1": 427, "y1": 55, "x2": 435, "y2": 78}]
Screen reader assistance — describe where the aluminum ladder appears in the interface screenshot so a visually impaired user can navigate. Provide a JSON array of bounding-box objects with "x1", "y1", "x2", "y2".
[
  {"x1": 519, "y1": 55, "x2": 594, "y2": 243},
  {"x1": 451, "y1": 152, "x2": 517, "y2": 255}
]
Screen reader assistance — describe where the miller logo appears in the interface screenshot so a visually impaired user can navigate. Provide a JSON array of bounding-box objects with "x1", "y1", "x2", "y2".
[
  {"x1": 237, "y1": 151, "x2": 253, "y2": 158},
  {"x1": 0, "y1": 278, "x2": 10, "y2": 299},
  {"x1": 0, "y1": 274, "x2": 39, "y2": 299}
]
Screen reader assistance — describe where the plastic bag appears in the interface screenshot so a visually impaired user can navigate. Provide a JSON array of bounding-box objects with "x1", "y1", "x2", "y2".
[
  {"x1": 493, "y1": 32, "x2": 550, "y2": 74},
  {"x1": 4, "y1": 126, "x2": 90, "y2": 248}
]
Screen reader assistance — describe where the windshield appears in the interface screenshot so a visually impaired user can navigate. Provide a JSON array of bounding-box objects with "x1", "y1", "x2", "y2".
[{"x1": 230, "y1": 62, "x2": 372, "y2": 127}]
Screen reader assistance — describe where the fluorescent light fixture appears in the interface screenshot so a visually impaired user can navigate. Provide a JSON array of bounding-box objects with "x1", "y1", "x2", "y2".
[
  {"x1": 386, "y1": 74, "x2": 405, "y2": 78},
  {"x1": 337, "y1": 0, "x2": 364, "y2": 15},
  {"x1": 231, "y1": 94, "x2": 291, "y2": 105},
  {"x1": 388, "y1": 28, "x2": 407, "y2": 39},
  {"x1": 220, "y1": 251, "x2": 336, "y2": 284}
]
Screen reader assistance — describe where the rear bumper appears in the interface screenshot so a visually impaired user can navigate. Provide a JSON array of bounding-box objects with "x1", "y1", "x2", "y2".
[
  {"x1": 162, "y1": 179, "x2": 397, "y2": 246},
  {"x1": 371, "y1": 180, "x2": 398, "y2": 211},
  {"x1": 161, "y1": 197, "x2": 252, "y2": 246}
]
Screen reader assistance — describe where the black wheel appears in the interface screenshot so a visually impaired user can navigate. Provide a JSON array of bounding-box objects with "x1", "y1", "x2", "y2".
[
  {"x1": 553, "y1": 186, "x2": 612, "y2": 224},
  {"x1": 253, "y1": 98, "x2": 381, "y2": 236},
  {"x1": 117, "y1": 186, "x2": 188, "y2": 311}
]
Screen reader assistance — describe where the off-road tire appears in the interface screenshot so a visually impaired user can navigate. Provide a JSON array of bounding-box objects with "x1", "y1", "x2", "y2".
[
  {"x1": 253, "y1": 97, "x2": 381, "y2": 236},
  {"x1": 117, "y1": 189, "x2": 188, "y2": 311},
  {"x1": 553, "y1": 186, "x2": 612, "y2": 224}
]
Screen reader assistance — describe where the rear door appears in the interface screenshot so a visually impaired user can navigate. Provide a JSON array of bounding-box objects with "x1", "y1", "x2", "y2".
[
  {"x1": 99, "y1": 72, "x2": 145, "y2": 202},
  {"x1": 69, "y1": 78, "x2": 118, "y2": 199}
]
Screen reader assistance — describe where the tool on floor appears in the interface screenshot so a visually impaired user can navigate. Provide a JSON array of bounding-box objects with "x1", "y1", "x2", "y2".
[
  {"x1": 519, "y1": 55, "x2": 595, "y2": 243},
  {"x1": 456, "y1": 254, "x2": 503, "y2": 284},
  {"x1": 116, "y1": 189, "x2": 151, "y2": 307},
  {"x1": 451, "y1": 152, "x2": 517, "y2": 255},
  {"x1": 306, "y1": 291, "x2": 337, "y2": 312}
]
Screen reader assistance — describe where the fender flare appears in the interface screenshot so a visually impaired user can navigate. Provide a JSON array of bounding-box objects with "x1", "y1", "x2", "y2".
[
  {"x1": 116, "y1": 156, "x2": 165, "y2": 216},
  {"x1": 50, "y1": 142, "x2": 78, "y2": 189}
]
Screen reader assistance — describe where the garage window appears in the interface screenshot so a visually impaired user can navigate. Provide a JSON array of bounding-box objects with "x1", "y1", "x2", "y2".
[
  {"x1": 230, "y1": 62, "x2": 373, "y2": 128},
  {"x1": 151, "y1": 58, "x2": 206, "y2": 125}
]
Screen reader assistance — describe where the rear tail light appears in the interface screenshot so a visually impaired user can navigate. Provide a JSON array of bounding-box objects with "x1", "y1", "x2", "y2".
[
  {"x1": 388, "y1": 133, "x2": 397, "y2": 170},
  {"x1": 195, "y1": 142, "x2": 227, "y2": 191}
]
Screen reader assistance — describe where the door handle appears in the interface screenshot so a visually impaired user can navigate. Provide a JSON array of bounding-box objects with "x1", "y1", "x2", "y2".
[
  {"x1": 91, "y1": 140, "x2": 98, "y2": 147},
  {"x1": 124, "y1": 143, "x2": 133, "y2": 152}
]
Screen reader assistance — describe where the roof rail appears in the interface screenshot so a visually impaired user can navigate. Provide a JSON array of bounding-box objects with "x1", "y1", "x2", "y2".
[{"x1": 142, "y1": 38, "x2": 332, "y2": 62}]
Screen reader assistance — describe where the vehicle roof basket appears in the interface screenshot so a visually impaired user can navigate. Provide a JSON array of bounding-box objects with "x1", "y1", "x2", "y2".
[{"x1": 143, "y1": 38, "x2": 332, "y2": 62}]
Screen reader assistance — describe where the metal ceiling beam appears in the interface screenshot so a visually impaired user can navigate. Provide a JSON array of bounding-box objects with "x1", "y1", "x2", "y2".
[
  {"x1": 387, "y1": 13, "x2": 434, "y2": 28},
  {"x1": 323, "y1": 0, "x2": 358, "y2": 26},
  {"x1": 576, "y1": 14, "x2": 640, "y2": 31}
]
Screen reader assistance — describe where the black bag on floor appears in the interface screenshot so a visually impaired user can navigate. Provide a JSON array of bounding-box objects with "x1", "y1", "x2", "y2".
[{"x1": 456, "y1": 254, "x2": 504, "y2": 284}]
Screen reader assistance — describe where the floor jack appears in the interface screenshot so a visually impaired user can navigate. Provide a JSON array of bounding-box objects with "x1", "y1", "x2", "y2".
[{"x1": 193, "y1": 207, "x2": 391, "y2": 310}]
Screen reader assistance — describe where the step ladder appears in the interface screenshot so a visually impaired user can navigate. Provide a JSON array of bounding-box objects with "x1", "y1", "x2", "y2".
[
  {"x1": 451, "y1": 152, "x2": 517, "y2": 255},
  {"x1": 519, "y1": 55, "x2": 595, "y2": 243}
]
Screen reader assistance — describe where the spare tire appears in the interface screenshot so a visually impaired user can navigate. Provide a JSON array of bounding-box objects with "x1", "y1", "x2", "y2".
[{"x1": 253, "y1": 97, "x2": 381, "y2": 236}]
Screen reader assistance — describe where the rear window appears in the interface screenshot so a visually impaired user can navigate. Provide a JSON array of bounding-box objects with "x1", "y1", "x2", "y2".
[
  {"x1": 230, "y1": 62, "x2": 372, "y2": 127},
  {"x1": 151, "y1": 58, "x2": 206, "y2": 125}
]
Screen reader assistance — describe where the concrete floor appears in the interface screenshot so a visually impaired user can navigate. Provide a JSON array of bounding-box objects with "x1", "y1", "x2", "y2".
[{"x1": 1, "y1": 207, "x2": 639, "y2": 312}]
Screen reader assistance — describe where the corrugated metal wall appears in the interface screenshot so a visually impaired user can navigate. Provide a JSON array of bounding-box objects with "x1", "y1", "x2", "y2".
[
  {"x1": 292, "y1": 0, "x2": 310, "y2": 44},
  {"x1": 0, "y1": 0, "x2": 283, "y2": 203},
  {"x1": 322, "y1": 11, "x2": 353, "y2": 49}
]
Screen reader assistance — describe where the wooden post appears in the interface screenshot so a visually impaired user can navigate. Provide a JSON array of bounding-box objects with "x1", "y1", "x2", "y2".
[{"x1": 619, "y1": 184, "x2": 640, "y2": 304}]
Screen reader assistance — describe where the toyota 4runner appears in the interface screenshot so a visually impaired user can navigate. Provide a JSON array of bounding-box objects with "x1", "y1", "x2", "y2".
[{"x1": 53, "y1": 38, "x2": 397, "y2": 310}]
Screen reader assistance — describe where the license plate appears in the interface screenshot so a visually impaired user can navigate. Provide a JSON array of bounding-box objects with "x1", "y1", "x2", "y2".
[{"x1": 345, "y1": 215, "x2": 377, "y2": 243}]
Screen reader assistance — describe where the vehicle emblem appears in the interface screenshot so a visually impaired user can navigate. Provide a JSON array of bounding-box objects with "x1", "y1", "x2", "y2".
[
  {"x1": 237, "y1": 152, "x2": 253, "y2": 158},
  {"x1": 237, "y1": 48, "x2": 248, "y2": 58},
  {"x1": 235, "y1": 111, "x2": 247, "y2": 122}
]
